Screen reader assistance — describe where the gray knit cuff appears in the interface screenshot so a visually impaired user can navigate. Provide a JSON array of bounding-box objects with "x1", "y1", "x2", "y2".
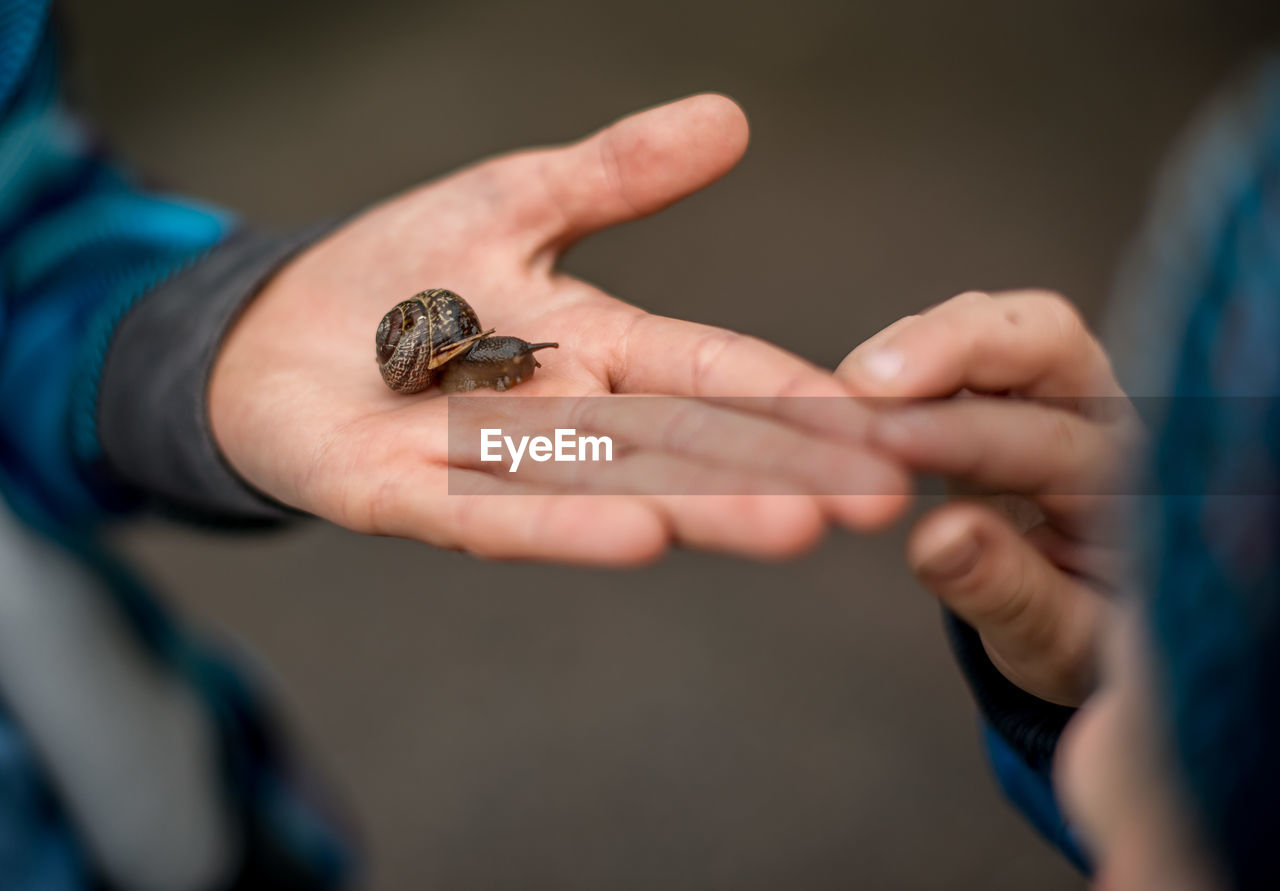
[
  {"x1": 943, "y1": 610, "x2": 1076, "y2": 772},
  {"x1": 97, "y1": 223, "x2": 336, "y2": 524}
]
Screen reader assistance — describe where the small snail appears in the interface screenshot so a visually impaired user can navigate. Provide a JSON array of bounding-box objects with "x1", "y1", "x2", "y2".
[{"x1": 375, "y1": 288, "x2": 558, "y2": 394}]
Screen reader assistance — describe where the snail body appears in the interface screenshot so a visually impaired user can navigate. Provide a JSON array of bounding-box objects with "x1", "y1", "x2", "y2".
[
  {"x1": 439, "y1": 336, "x2": 559, "y2": 392},
  {"x1": 375, "y1": 288, "x2": 557, "y2": 393}
]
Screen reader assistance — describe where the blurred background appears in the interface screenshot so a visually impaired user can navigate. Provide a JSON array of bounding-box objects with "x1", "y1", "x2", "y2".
[{"x1": 61, "y1": 1, "x2": 1280, "y2": 888}]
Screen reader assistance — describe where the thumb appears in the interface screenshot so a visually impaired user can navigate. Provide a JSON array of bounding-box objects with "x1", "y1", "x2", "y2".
[
  {"x1": 533, "y1": 93, "x2": 749, "y2": 251},
  {"x1": 908, "y1": 502, "x2": 1104, "y2": 706}
]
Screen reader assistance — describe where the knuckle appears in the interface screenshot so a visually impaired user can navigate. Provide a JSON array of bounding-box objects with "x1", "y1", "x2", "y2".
[
  {"x1": 1046, "y1": 412, "x2": 1080, "y2": 463},
  {"x1": 771, "y1": 367, "x2": 822, "y2": 402},
  {"x1": 958, "y1": 538, "x2": 1038, "y2": 632},
  {"x1": 940, "y1": 536, "x2": 999, "y2": 603},
  {"x1": 658, "y1": 400, "x2": 707, "y2": 452},
  {"x1": 947, "y1": 290, "x2": 992, "y2": 311},
  {"x1": 597, "y1": 133, "x2": 643, "y2": 219},
  {"x1": 689, "y1": 329, "x2": 740, "y2": 394},
  {"x1": 992, "y1": 555, "x2": 1038, "y2": 629},
  {"x1": 952, "y1": 444, "x2": 989, "y2": 485},
  {"x1": 1025, "y1": 287, "x2": 1069, "y2": 305},
  {"x1": 1036, "y1": 291, "x2": 1089, "y2": 344}
]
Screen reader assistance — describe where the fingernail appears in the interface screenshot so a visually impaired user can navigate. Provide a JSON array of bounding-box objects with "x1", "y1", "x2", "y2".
[
  {"x1": 860, "y1": 348, "x2": 905, "y2": 383},
  {"x1": 918, "y1": 530, "x2": 980, "y2": 579}
]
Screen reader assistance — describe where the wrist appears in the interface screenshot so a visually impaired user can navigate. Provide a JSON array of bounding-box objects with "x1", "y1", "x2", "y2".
[{"x1": 98, "y1": 223, "x2": 337, "y2": 523}]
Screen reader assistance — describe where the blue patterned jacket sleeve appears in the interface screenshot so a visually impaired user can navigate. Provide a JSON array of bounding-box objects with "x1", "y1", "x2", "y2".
[
  {"x1": 0, "y1": 1, "x2": 238, "y2": 529},
  {"x1": 0, "y1": 6, "x2": 358, "y2": 889}
]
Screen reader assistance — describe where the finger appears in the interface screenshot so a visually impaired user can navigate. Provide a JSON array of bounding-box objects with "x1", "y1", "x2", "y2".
[
  {"x1": 648, "y1": 493, "x2": 828, "y2": 559},
  {"x1": 454, "y1": 463, "x2": 823, "y2": 560},
  {"x1": 834, "y1": 314, "x2": 920, "y2": 395},
  {"x1": 839, "y1": 290, "x2": 1123, "y2": 400},
  {"x1": 909, "y1": 502, "x2": 1106, "y2": 706},
  {"x1": 527, "y1": 93, "x2": 749, "y2": 253},
  {"x1": 868, "y1": 395, "x2": 1120, "y2": 502},
  {"x1": 448, "y1": 389, "x2": 908, "y2": 532},
  {"x1": 606, "y1": 310, "x2": 886, "y2": 441},
  {"x1": 603, "y1": 315, "x2": 912, "y2": 524},
  {"x1": 532, "y1": 465, "x2": 830, "y2": 558},
  {"x1": 448, "y1": 389, "x2": 868, "y2": 483},
  {"x1": 571, "y1": 394, "x2": 907, "y2": 527},
  {"x1": 452, "y1": 431, "x2": 788, "y2": 495},
  {"x1": 460, "y1": 431, "x2": 890, "y2": 548},
  {"x1": 386, "y1": 399, "x2": 832, "y2": 560},
  {"x1": 453, "y1": 439, "x2": 832, "y2": 558},
  {"x1": 608, "y1": 313, "x2": 841, "y2": 399},
  {"x1": 374, "y1": 466, "x2": 671, "y2": 566}
]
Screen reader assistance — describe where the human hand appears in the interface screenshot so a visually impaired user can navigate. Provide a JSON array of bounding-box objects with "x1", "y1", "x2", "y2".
[
  {"x1": 837, "y1": 291, "x2": 1142, "y2": 705},
  {"x1": 209, "y1": 95, "x2": 909, "y2": 565}
]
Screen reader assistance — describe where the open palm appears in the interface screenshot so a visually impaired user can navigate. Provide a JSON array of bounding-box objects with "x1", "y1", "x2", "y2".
[{"x1": 210, "y1": 95, "x2": 907, "y2": 564}]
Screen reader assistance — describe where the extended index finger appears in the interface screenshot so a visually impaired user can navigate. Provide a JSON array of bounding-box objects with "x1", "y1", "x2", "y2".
[
  {"x1": 605, "y1": 312, "x2": 912, "y2": 524},
  {"x1": 837, "y1": 290, "x2": 1124, "y2": 400}
]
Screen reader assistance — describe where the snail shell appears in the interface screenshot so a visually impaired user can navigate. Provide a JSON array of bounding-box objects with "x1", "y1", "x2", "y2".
[
  {"x1": 376, "y1": 289, "x2": 492, "y2": 393},
  {"x1": 375, "y1": 288, "x2": 558, "y2": 393}
]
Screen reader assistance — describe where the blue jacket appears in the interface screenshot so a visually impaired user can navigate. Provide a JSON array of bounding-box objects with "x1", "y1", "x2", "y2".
[{"x1": 1, "y1": 2, "x2": 353, "y2": 887}]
